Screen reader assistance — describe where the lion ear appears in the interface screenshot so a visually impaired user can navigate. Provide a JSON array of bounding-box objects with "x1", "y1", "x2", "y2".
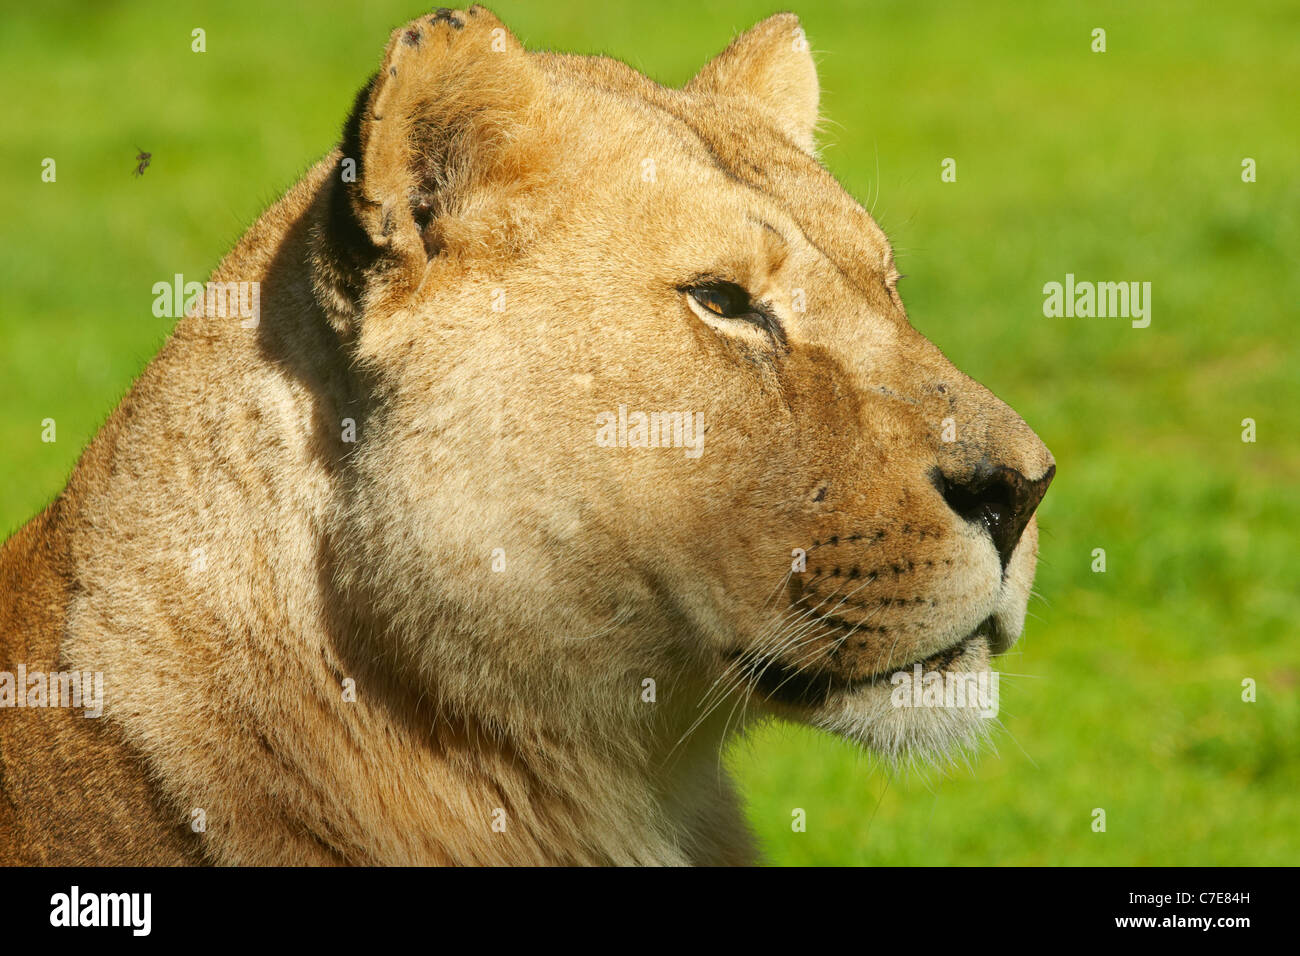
[
  {"x1": 686, "y1": 13, "x2": 820, "y2": 153},
  {"x1": 313, "y1": 6, "x2": 540, "y2": 336}
]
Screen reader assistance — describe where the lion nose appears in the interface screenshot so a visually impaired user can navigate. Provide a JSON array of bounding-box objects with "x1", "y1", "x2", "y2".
[{"x1": 933, "y1": 463, "x2": 1055, "y2": 571}]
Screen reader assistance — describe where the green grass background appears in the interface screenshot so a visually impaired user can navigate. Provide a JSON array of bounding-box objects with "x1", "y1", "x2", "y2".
[{"x1": 2, "y1": 1, "x2": 1297, "y2": 865}]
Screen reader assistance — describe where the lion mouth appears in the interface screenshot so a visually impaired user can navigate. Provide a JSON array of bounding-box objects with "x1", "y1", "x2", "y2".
[{"x1": 737, "y1": 617, "x2": 999, "y2": 709}]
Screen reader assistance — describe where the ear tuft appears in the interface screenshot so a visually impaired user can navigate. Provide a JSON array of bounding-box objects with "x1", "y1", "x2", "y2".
[{"x1": 687, "y1": 13, "x2": 820, "y2": 153}]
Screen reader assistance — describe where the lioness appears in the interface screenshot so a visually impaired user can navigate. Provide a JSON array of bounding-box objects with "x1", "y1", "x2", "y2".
[{"x1": 0, "y1": 6, "x2": 1053, "y2": 865}]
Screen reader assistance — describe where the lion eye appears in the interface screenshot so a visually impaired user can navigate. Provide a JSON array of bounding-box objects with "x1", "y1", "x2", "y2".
[
  {"x1": 689, "y1": 281, "x2": 752, "y2": 318},
  {"x1": 683, "y1": 280, "x2": 786, "y2": 345}
]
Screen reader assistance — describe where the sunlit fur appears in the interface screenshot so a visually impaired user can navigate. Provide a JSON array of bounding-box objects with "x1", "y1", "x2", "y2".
[{"x1": 0, "y1": 7, "x2": 1052, "y2": 865}]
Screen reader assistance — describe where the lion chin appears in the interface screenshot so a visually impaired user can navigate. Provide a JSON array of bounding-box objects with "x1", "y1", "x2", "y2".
[{"x1": 810, "y1": 636, "x2": 999, "y2": 762}]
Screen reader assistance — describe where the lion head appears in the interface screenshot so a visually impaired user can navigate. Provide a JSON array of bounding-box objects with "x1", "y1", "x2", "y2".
[{"x1": 316, "y1": 7, "x2": 1055, "y2": 768}]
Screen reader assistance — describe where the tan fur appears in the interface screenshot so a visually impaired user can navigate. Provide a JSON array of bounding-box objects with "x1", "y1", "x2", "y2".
[{"x1": 0, "y1": 7, "x2": 1052, "y2": 865}]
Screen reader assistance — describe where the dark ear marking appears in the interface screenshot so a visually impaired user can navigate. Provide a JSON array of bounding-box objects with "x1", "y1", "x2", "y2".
[
  {"x1": 430, "y1": 8, "x2": 464, "y2": 28},
  {"x1": 338, "y1": 73, "x2": 375, "y2": 183},
  {"x1": 310, "y1": 74, "x2": 383, "y2": 335}
]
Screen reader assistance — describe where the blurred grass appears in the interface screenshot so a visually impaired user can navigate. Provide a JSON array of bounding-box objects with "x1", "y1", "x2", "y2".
[{"x1": 2, "y1": 0, "x2": 1297, "y2": 865}]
